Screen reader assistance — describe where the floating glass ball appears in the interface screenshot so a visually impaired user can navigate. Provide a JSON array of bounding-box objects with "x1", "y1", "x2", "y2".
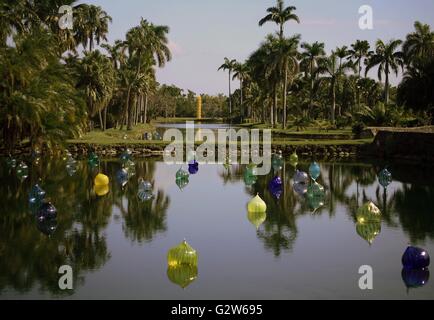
[
  {"x1": 268, "y1": 176, "x2": 283, "y2": 199},
  {"x1": 243, "y1": 165, "x2": 257, "y2": 186},
  {"x1": 123, "y1": 159, "x2": 136, "y2": 178},
  {"x1": 119, "y1": 149, "x2": 132, "y2": 163},
  {"x1": 272, "y1": 151, "x2": 283, "y2": 172},
  {"x1": 378, "y1": 168, "x2": 392, "y2": 188},
  {"x1": 37, "y1": 218, "x2": 57, "y2": 236},
  {"x1": 94, "y1": 184, "x2": 109, "y2": 196},
  {"x1": 176, "y1": 177, "x2": 189, "y2": 190},
  {"x1": 289, "y1": 152, "x2": 298, "y2": 168},
  {"x1": 247, "y1": 210, "x2": 267, "y2": 229},
  {"x1": 247, "y1": 194, "x2": 267, "y2": 213},
  {"x1": 356, "y1": 202, "x2": 381, "y2": 223},
  {"x1": 176, "y1": 168, "x2": 189, "y2": 180},
  {"x1": 29, "y1": 184, "x2": 46, "y2": 205},
  {"x1": 293, "y1": 182, "x2": 308, "y2": 196},
  {"x1": 16, "y1": 162, "x2": 29, "y2": 181},
  {"x1": 401, "y1": 268, "x2": 430, "y2": 289},
  {"x1": 402, "y1": 246, "x2": 430, "y2": 269},
  {"x1": 144, "y1": 132, "x2": 153, "y2": 140},
  {"x1": 88, "y1": 152, "x2": 99, "y2": 167},
  {"x1": 293, "y1": 170, "x2": 309, "y2": 185},
  {"x1": 188, "y1": 160, "x2": 199, "y2": 175},
  {"x1": 116, "y1": 168, "x2": 129, "y2": 187},
  {"x1": 356, "y1": 221, "x2": 381, "y2": 245},
  {"x1": 6, "y1": 156, "x2": 17, "y2": 168},
  {"x1": 167, "y1": 264, "x2": 198, "y2": 289},
  {"x1": 153, "y1": 131, "x2": 162, "y2": 140},
  {"x1": 36, "y1": 202, "x2": 57, "y2": 221},
  {"x1": 306, "y1": 182, "x2": 325, "y2": 211},
  {"x1": 167, "y1": 240, "x2": 198, "y2": 267},
  {"x1": 309, "y1": 162, "x2": 321, "y2": 181},
  {"x1": 94, "y1": 173, "x2": 109, "y2": 186},
  {"x1": 137, "y1": 179, "x2": 153, "y2": 201},
  {"x1": 66, "y1": 157, "x2": 77, "y2": 176}
]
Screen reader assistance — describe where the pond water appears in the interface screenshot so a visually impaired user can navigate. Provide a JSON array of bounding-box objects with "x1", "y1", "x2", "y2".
[{"x1": 1, "y1": 156, "x2": 434, "y2": 299}]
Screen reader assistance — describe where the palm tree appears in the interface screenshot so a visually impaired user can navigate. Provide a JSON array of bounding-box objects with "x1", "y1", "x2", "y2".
[
  {"x1": 232, "y1": 62, "x2": 250, "y2": 119},
  {"x1": 365, "y1": 39, "x2": 404, "y2": 104},
  {"x1": 403, "y1": 21, "x2": 434, "y2": 66},
  {"x1": 218, "y1": 57, "x2": 237, "y2": 116},
  {"x1": 348, "y1": 40, "x2": 371, "y2": 110},
  {"x1": 258, "y1": 0, "x2": 300, "y2": 40},
  {"x1": 300, "y1": 41, "x2": 325, "y2": 116},
  {"x1": 317, "y1": 53, "x2": 355, "y2": 122}
]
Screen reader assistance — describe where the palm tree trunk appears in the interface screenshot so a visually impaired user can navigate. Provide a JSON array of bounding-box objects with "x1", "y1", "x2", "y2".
[
  {"x1": 270, "y1": 99, "x2": 274, "y2": 126},
  {"x1": 385, "y1": 64, "x2": 390, "y2": 104},
  {"x1": 120, "y1": 86, "x2": 131, "y2": 130},
  {"x1": 98, "y1": 110, "x2": 104, "y2": 130},
  {"x1": 228, "y1": 71, "x2": 232, "y2": 116},
  {"x1": 103, "y1": 106, "x2": 108, "y2": 130},
  {"x1": 331, "y1": 78, "x2": 336, "y2": 123},
  {"x1": 240, "y1": 78, "x2": 243, "y2": 120},
  {"x1": 144, "y1": 94, "x2": 148, "y2": 123},
  {"x1": 273, "y1": 87, "x2": 278, "y2": 127}
]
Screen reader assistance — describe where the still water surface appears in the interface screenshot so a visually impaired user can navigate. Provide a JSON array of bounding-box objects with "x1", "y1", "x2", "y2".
[{"x1": 1, "y1": 156, "x2": 434, "y2": 299}]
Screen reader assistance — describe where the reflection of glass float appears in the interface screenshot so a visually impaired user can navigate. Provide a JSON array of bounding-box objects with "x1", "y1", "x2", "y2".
[
  {"x1": 309, "y1": 162, "x2": 321, "y2": 181},
  {"x1": 268, "y1": 176, "x2": 283, "y2": 199},
  {"x1": 293, "y1": 182, "x2": 308, "y2": 196},
  {"x1": 402, "y1": 246, "x2": 430, "y2": 269},
  {"x1": 167, "y1": 240, "x2": 198, "y2": 267},
  {"x1": 293, "y1": 170, "x2": 309, "y2": 185},
  {"x1": 29, "y1": 184, "x2": 46, "y2": 205},
  {"x1": 356, "y1": 221, "x2": 381, "y2": 245},
  {"x1": 247, "y1": 194, "x2": 267, "y2": 213},
  {"x1": 94, "y1": 184, "x2": 109, "y2": 196},
  {"x1": 167, "y1": 264, "x2": 198, "y2": 289},
  {"x1": 6, "y1": 156, "x2": 17, "y2": 168},
  {"x1": 36, "y1": 202, "x2": 57, "y2": 221},
  {"x1": 378, "y1": 168, "x2": 392, "y2": 188},
  {"x1": 401, "y1": 268, "x2": 430, "y2": 289},
  {"x1": 116, "y1": 168, "x2": 129, "y2": 187},
  {"x1": 306, "y1": 182, "x2": 325, "y2": 211},
  {"x1": 66, "y1": 156, "x2": 77, "y2": 176},
  {"x1": 94, "y1": 173, "x2": 109, "y2": 186},
  {"x1": 137, "y1": 179, "x2": 153, "y2": 201},
  {"x1": 88, "y1": 152, "x2": 99, "y2": 167},
  {"x1": 188, "y1": 160, "x2": 199, "y2": 175},
  {"x1": 119, "y1": 149, "x2": 132, "y2": 163},
  {"x1": 37, "y1": 218, "x2": 57, "y2": 236},
  {"x1": 247, "y1": 210, "x2": 267, "y2": 229},
  {"x1": 271, "y1": 151, "x2": 283, "y2": 172},
  {"x1": 289, "y1": 151, "x2": 298, "y2": 168},
  {"x1": 16, "y1": 162, "x2": 29, "y2": 181},
  {"x1": 153, "y1": 131, "x2": 162, "y2": 140},
  {"x1": 243, "y1": 164, "x2": 257, "y2": 186},
  {"x1": 356, "y1": 202, "x2": 381, "y2": 222},
  {"x1": 123, "y1": 159, "x2": 136, "y2": 178}
]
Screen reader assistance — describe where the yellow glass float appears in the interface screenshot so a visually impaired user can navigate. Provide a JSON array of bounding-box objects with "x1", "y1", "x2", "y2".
[
  {"x1": 247, "y1": 194, "x2": 267, "y2": 213},
  {"x1": 167, "y1": 264, "x2": 198, "y2": 289},
  {"x1": 355, "y1": 201, "x2": 382, "y2": 245},
  {"x1": 247, "y1": 210, "x2": 266, "y2": 230},
  {"x1": 94, "y1": 173, "x2": 109, "y2": 186},
  {"x1": 167, "y1": 240, "x2": 198, "y2": 267},
  {"x1": 94, "y1": 184, "x2": 109, "y2": 196},
  {"x1": 356, "y1": 201, "x2": 381, "y2": 223}
]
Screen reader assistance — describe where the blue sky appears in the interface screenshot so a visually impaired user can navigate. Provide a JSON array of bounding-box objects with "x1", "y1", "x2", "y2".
[{"x1": 82, "y1": 0, "x2": 434, "y2": 95}]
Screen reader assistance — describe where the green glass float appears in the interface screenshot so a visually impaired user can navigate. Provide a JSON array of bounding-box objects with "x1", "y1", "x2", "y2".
[
  {"x1": 247, "y1": 210, "x2": 267, "y2": 230},
  {"x1": 153, "y1": 131, "x2": 162, "y2": 140},
  {"x1": 6, "y1": 156, "x2": 17, "y2": 168},
  {"x1": 87, "y1": 152, "x2": 99, "y2": 168},
  {"x1": 243, "y1": 164, "x2": 257, "y2": 186},
  {"x1": 271, "y1": 150, "x2": 283, "y2": 172},
  {"x1": 356, "y1": 202, "x2": 381, "y2": 223},
  {"x1": 306, "y1": 182, "x2": 325, "y2": 212},
  {"x1": 175, "y1": 167, "x2": 189, "y2": 190},
  {"x1": 309, "y1": 162, "x2": 321, "y2": 181},
  {"x1": 378, "y1": 168, "x2": 392, "y2": 189},
  {"x1": 289, "y1": 151, "x2": 298, "y2": 168},
  {"x1": 123, "y1": 159, "x2": 136, "y2": 178},
  {"x1": 167, "y1": 240, "x2": 198, "y2": 267},
  {"x1": 137, "y1": 179, "x2": 153, "y2": 201},
  {"x1": 167, "y1": 264, "x2": 198, "y2": 289},
  {"x1": 356, "y1": 220, "x2": 381, "y2": 245},
  {"x1": 16, "y1": 162, "x2": 29, "y2": 182}
]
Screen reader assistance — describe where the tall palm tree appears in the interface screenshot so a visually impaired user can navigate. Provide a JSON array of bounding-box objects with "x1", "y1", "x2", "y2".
[
  {"x1": 403, "y1": 21, "x2": 434, "y2": 67},
  {"x1": 300, "y1": 41, "x2": 325, "y2": 116},
  {"x1": 348, "y1": 40, "x2": 371, "y2": 109},
  {"x1": 218, "y1": 57, "x2": 237, "y2": 116},
  {"x1": 317, "y1": 53, "x2": 355, "y2": 122},
  {"x1": 365, "y1": 39, "x2": 404, "y2": 104},
  {"x1": 232, "y1": 62, "x2": 250, "y2": 119},
  {"x1": 258, "y1": 0, "x2": 300, "y2": 40}
]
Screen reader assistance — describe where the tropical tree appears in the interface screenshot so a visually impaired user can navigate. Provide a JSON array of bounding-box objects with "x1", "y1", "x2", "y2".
[
  {"x1": 365, "y1": 39, "x2": 404, "y2": 104},
  {"x1": 258, "y1": 0, "x2": 300, "y2": 40},
  {"x1": 232, "y1": 62, "x2": 250, "y2": 119},
  {"x1": 403, "y1": 21, "x2": 434, "y2": 67},
  {"x1": 218, "y1": 57, "x2": 237, "y2": 116}
]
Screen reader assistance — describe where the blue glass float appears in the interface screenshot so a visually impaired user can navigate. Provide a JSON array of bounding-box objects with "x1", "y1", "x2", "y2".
[
  {"x1": 37, "y1": 218, "x2": 57, "y2": 236},
  {"x1": 29, "y1": 184, "x2": 46, "y2": 205},
  {"x1": 36, "y1": 202, "x2": 57, "y2": 221},
  {"x1": 378, "y1": 168, "x2": 392, "y2": 188},
  {"x1": 306, "y1": 182, "x2": 325, "y2": 211},
  {"x1": 137, "y1": 179, "x2": 153, "y2": 201},
  {"x1": 268, "y1": 176, "x2": 283, "y2": 199},
  {"x1": 309, "y1": 162, "x2": 321, "y2": 181},
  {"x1": 16, "y1": 162, "x2": 29, "y2": 181},
  {"x1": 271, "y1": 151, "x2": 283, "y2": 172},
  {"x1": 402, "y1": 246, "x2": 430, "y2": 269},
  {"x1": 116, "y1": 168, "x2": 129, "y2": 187},
  {"x1": 188, "y1": 160, "x2": 199, "y2": 175},
  {"x1": 88, "y1": 152, "x2": 99, "y2": 167},
  {"x1": 401, "y1": 268, "x2": 430, "y2": 289}
]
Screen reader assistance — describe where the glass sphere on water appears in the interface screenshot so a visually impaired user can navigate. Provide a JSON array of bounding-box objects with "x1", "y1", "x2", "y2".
[
  {"x1": 309, "y1": 162, "x2": 321, "y2": 181},
  {"x1": 16, "y1": 162, "x2": 29, "y2": 181},
  {"x1": 378, "y1": 168, "x2": 392, "y2": 188}
]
